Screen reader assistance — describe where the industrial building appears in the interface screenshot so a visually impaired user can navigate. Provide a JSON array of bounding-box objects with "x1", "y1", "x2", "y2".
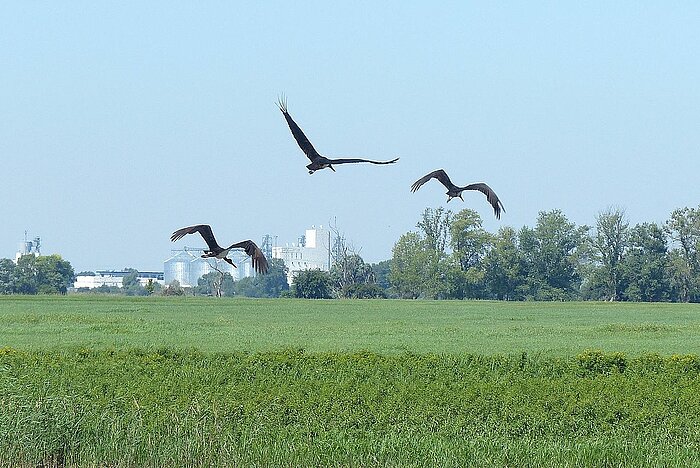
[
  {"x1": 73, "y1": 270, "x2": 165, "y2": 289},
  {"x1": 14, "y1": 232, "x2": 41, "y2": 263},
  {"x1": 272, "y1": 225, "x2": 331, "y2": 285}
]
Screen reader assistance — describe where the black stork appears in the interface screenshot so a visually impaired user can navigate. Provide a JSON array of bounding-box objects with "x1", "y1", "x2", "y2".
[
  {"x1": 410, "y1": 169, "x2": 505, "y2": 219},
  {"x1": 276, "y1": 96, "x2": 399, "y2": 174},
  {"x1": 170, "y1": 224, "x2": 269, "y2": 274}
]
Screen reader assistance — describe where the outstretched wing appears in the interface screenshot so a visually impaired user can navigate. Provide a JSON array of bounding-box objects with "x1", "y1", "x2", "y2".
[
  {"x1": 326, "y1": 157, "x2": 399, "y2": 166},
  {"x1": 463, "y1": 183, "x2": 506, "y2": 220},
  {"x1": 170, "y1": 224, "x2": 222, "y2": 251},
  {"x1": 276, "y1": 96, "x2": 322, "y2": 162},
  {"x1": 227, "y1": 240, "x2": 269, "y2": 275},
  {"x1": 410, "y1": 169, "x2": 456, "y2": 193}
]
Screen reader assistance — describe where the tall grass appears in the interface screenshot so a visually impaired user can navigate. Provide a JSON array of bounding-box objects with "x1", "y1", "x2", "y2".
[{"x1": 1, "y1": 348, "x2": 700, "y2": 466}]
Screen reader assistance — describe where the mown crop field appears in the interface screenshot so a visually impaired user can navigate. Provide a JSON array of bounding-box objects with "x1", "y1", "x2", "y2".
[{"x1": 1, "y1": 296, "x2": 700, "y2": 466}]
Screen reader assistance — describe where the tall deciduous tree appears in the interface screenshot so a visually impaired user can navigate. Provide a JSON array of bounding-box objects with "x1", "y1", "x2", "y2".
[
  {"x1": 522, "y1": 210, "x2": 588, "y2": 300},
  {"x1": 0, "y1": 259, "x2": 16, "y2": 294},
  {"x1": 389, "y1": 232, "x2": 426, "y2": 299},
  {"x1": 483, "y1": 226, "x2": 525, "y2": 300},
  {"x1": 417, "y1": 207, "x2": 452, "y2": 256},
  {"x1": 196, "y1": 271, "x2": 235, "y2": 297},
  {"x1": 449, "y1": 209, "x2": 490, "y2": 271},
  {"x1": 665, "y1": 206, "x2": 700, "y2": 302},
  {"x1": 12, "y1": 254, "x2": 75, "y2": 294},
  {"x1": 370, "y1": 260, "x2": 392, "y2": 293},
  {"x1": 592, "y1": 208, "x2": 629, "y2": 301},
  {"x1": 621, "y1": 222, "x2": 669, "y2": 302},
  {"x1": 446, "y1": 209, "x2": 491, "y2": 299},
  {"x1": 234, "y1": 258, "x2": 289, "y2": 298},
  {"x1": 121, "y1": 268, "x2": 148, "y2": 296},
  {"x1": 330, "y1": 253, "x2": 375, "y2": 298}
]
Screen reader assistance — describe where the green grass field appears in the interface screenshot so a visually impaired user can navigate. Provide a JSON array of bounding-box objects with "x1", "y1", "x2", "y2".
[
  {"x1": 1, "y1": 296, "x2": 700, "y2": 466},
  {"x1": 2, "y1": 295, "x2": 700, "y2": 355}
]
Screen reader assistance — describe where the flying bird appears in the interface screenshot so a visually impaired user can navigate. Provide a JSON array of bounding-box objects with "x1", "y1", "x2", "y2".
[
  {"x1": 276, "y1": 96, "x2": 399, "y2": 174},
  {"x1": 170, "y1": 224, "x2": 269, "y2": 274},
  {"x1": 410, "y1": 169, "x2": 505, "y2": 219}
]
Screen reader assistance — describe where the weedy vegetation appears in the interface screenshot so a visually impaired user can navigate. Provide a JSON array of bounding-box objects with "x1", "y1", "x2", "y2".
[{"x1": 0, "y1": 296, "x2": 699, "y2": 466}]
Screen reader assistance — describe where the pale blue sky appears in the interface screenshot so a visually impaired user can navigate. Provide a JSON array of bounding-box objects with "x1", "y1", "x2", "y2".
[{"x1": 1, "y1": 2, "x2": 699, "y2": 272}]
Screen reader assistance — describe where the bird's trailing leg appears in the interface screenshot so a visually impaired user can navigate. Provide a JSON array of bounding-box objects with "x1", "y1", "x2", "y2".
[
  {"x1": 224, "y1": 258, "x2": 237, "y2": 268},
  {"x1": 329, "y1": 165, "x2": 336, "y2": 172}
]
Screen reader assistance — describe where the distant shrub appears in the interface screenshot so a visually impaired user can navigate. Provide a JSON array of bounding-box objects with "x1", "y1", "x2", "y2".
[{"x1": 292, "y1": 270, "x2": 332, "y2": 299}]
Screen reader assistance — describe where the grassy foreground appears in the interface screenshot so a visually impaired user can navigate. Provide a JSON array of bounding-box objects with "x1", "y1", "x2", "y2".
[
  {"x1": 1, "y1": 296, "x2": 700, "y2": 466},
  {"x1": 1, "y1": 348, "x2": 700, "y2": 466}
]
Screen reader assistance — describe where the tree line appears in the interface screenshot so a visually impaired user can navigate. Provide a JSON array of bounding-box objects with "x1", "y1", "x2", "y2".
[
  {"x1": 3, "y1": 205, "x2": 699, "y2": 301},
  {"x1": 382, "y1": 205, "x2": 700, "y2": 302}
]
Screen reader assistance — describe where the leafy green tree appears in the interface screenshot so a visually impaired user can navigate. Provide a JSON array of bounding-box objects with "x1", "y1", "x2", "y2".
[
  {"x1": 162, "y1": 280, "x2": 185, "y2": 296},
  {"x1": 258, "y1": 259, "x2": 290, "y2": 297},
  {"x1": 390, "y1": 208, "x2": 457, "y2": 299},
  {"x1": 35, "y1": 255, "x2": 75, "y2": 294},
  {"x1": 449, "y1": 209, "x2": 490, "y2": 270},
  {"x1": 122, "y1": 269, "x2": 139, "y2": 288},
  {"x1": 121, "y1": 268, "x2": 148, "y2": 296},
  {"x1": 446, "y1": 209, "x2": 491, "y2": 299},
  {"x1": 417, "y1": 207, "x2": 452, "y2": 255},
  {"x1": 0, "y1": 259, "x2": 16, "y2": 294},
  {"x1": 620, "y1": 223, "x2": 669, "y2": 302},
  {"x1": 234, "y1": 259, "x2": 289, "y2": 298},
  {"x1": 665, "y1": 206, "x2": 700, "y2": 302},
  {"x1": 389, "y1": 232, "x2": 428, "y2": 299},
  {"x1": 12, "y1": 255, "x2": 39, "y2": 294},
  {"x1": 12, "y1": 254, "x2": 75, "y2": 294},
  {"x1": 331, "y1": 253, "x2": 375, "y2": 298},
  {"x1": 196, "y1": 271, "x2": 235, "y2": 296},
  {"x1": 483, "y1": 226, "x2": 526, "y2": 300},
  {"x1": 370, "y1": 260, "x2": 392, "y2": 293},
  {"x1": 520, "y1": 210, "x2": 589, "y2": 300},
  {"x1": 292, "y1": 269, "x2": 332, "y2": 299},
  {"x1": 591, "y1": 208, "x2": 629, "y2": 301},
  {"x1": 144, "y1": 279, "x2": 161, "y2": 295},
  {"x1": 444, "y1": 257, "x2": 487, "y2": 299}
]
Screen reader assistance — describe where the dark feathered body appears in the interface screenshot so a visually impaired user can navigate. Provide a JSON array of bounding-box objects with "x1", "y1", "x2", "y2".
[
  {"x1": 411, "y1": 169, "x2": 505, "y2": 219},
  {"x1": 276, "y1": 96, "x2": 399, "y2": 174},
  {"x1": 170, "y1": 224, "x2": 269, "y2": 274}
]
